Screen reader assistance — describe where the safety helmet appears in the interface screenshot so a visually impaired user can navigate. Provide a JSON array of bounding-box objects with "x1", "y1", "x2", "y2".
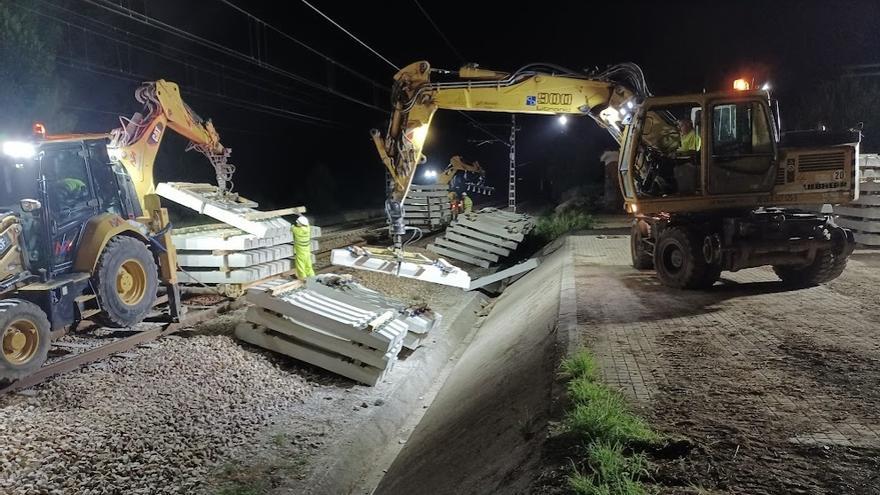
[{"x1": 296, "y1": 215, "x2": 310, "y2": 226}]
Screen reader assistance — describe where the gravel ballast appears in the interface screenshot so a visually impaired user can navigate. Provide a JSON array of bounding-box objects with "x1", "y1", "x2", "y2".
[{"x1": 0, "y1": 310, "x2": 312, "y2": 495}]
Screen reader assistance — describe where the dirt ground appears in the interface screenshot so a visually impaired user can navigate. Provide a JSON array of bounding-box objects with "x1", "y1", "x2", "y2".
[{"x1": 565, "y1": 235, "x2": 880, "y2": 494}]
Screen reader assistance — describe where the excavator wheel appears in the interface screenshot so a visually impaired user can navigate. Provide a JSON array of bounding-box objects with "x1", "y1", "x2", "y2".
[
  {"x1": 0, "y1": 299, "x2": 51, "y2": 381},
  {"x1": 773, "y1": 248, "x2": 848, "y2": 287},
  {"x1": 653, "y1": 227, "x2": 716, "y2": 289},
  {"x1": 630, "y1": 220, "x2": 654, "y2": 270},
  {"x1": 93, "y1": 236, "x2": 158, "y2": 328}
]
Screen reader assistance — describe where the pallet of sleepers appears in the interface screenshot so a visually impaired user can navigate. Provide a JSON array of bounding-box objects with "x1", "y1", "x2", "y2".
[
  {"x1": 427, "y1": 208, "x2": 534, "y2": 268},
  {"x1": 235, "y1": 278, "x2": 408, "y2": 385},
  {"x1": 172, "y1": 223, "x2": 320, "y2": 296},
  {"x1": 307, "y1": 274, "x2": 441, "y2": 350},
  {"x1": 834, "y1": 154, "x2": 880, "y2": 247}
]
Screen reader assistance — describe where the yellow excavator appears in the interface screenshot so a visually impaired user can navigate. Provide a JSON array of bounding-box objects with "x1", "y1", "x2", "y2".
[
  {"x1": 438, "y1": 156, "x2": 493, "y2": 195},
  {"x1": 0, "y1": 80, "x2": 232, "y2": 379},
  {"x1": 373, "y1": 61, "x2": 859, "y2": 289}
]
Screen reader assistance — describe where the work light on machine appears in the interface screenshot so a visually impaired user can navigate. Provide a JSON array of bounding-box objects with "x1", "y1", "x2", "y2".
[
  {"x1": 733, "y1": 78, "x2": 750, "y2": 91},
  {"x1": 2, "y1": 141, "x2": 36, "y2": 159}
]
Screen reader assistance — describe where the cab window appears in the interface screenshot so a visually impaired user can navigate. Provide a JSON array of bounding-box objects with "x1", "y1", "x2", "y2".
[
  {"x1": 633, "y1": 102, "x2": 703, "y2": 198},
  {"x1": 42, "y1": 145, "x2": 95, "y2": 221},
  {"x1": 708, "y1": 101, "x2": 775, "y2": 194}
]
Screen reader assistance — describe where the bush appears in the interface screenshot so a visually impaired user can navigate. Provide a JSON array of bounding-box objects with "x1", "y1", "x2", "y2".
[{"x1": 535, "y1": 210, "x2": 595, "y2": 241}]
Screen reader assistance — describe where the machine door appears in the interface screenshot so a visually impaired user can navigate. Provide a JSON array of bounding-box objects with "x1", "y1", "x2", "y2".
[
  {"x1": 707, "y1": 100, "x2": 777, "y2": 195},
  {"x1": 39, "y1": 143, "x2": 100, "y2": 274}
]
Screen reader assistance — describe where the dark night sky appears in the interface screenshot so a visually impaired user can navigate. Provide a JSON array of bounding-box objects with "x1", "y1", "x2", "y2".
[{"x1": 34, "y1": 0, "x2": 880, "y2": 212}]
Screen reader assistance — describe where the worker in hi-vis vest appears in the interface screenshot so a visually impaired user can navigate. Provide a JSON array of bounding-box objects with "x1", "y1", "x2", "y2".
[
  {"x1": 462, "y1": 192, "x2": 473, "y2": 213},
  {"x1": 292, "y1": 215, "x2": 315, "y2": 279}
]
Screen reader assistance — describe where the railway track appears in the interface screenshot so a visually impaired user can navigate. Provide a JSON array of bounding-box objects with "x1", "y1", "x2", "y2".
[{"x1": 0, "y1": 294, "x2": 243, "y2": 395}]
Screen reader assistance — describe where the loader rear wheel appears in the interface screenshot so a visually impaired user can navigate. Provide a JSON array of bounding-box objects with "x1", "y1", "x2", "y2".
[
  {"x1": 773, "y1": 248, "x2": 848, "y2": 287},
  {"x1": 654, "y1": 227, "x2": 714, "y2": 289},
  {"x1": 631, "y1": 220, "x2": 654, "y2": 270},
  {"x1": 93, "y1": 236, "x2": 158, "y2": 328},
  {"x1": 0, "y1": 299, "x2": 50, "y2": 381}
]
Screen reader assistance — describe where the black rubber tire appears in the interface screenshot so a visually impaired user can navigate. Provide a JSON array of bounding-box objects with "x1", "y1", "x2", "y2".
[
  {"x1": 773, "y1": 249, "x2": 848, "y2": 287},
  {"x1": 631, "y1": 221, "x2": 654, "y2": 270},
  {"x1": 0, "y1": 299, "x2": 51, "y2": 381},
  {"x1": 92, "y1": 236, "x2": 158, "y2": 328},
  {"x1": 654, "y1": 226, "x2": 711, "y2": 289}
]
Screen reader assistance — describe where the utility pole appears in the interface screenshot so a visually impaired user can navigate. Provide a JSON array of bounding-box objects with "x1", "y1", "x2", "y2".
[{"x1": 508, "y1": 115, "x2": 517, "y2": 212}]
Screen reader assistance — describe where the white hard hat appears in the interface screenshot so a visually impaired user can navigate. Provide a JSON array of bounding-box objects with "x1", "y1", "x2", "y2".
[
  {"x1": 296, "y1": 215, "x2": 309, "y2": 226},
  {"x1": 462, "y1": 192, "x2": 468, "y2": 197}
]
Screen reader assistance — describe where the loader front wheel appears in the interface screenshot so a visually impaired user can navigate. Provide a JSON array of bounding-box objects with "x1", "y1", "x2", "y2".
[
  {"x1": 93, "y1": 236, "x2": 158, "y2": 328},
  {"x1": 0, "y1": 299, "x2": 50, "y2": 381}
]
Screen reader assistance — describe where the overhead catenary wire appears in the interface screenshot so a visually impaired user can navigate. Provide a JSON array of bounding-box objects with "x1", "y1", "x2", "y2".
[
  {"x1": 299, "y1": 0, "x2": 399, "y2": 71},
  {"x1": 18, "y1": 1, "x2": 323, "y2": 110},
  {"x1": 35, "y1": 0, "x2": 324, "y2": 105},
  {"x1": 215, "y1": 0, "x2": 387, "y2": 90},
  {"x1": 55, "y1": 57, "x2": 347, "y2": 128},
  {"x1": 412, "y1": 0, "x2": 465, "y2": 64},
  {"x1": 77, "y1": 0, "x2": 387, "y2": 112}
]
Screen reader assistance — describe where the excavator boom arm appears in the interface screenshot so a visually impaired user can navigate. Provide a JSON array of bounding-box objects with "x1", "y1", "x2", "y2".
[
  {"x1": 373, "y1": 61, "x2": 639, "y2": 205},
  {"x1": 108, "y1": 80, "x2": 234, "y2": 208}
]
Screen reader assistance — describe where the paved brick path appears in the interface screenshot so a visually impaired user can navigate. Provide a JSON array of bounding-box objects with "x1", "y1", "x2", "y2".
[{"x1": 569, "y1": 234, "x2": 880, "y2": 493}]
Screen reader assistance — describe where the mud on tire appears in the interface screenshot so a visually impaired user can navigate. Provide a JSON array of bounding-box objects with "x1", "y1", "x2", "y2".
[
  {"x1": 93, "y1": 236, "x2": 158, "y2": 328},
  {"x1": 773, "y1": 248, "x2": 848, "y2": 287},
  {"x1": 0, "y1": 299, "x2": 51, "y2": 381}
]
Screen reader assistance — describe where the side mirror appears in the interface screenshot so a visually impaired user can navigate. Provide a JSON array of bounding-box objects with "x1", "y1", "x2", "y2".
[{"x1": 20, "y1": 199, "x2": 42, "y2": 212}]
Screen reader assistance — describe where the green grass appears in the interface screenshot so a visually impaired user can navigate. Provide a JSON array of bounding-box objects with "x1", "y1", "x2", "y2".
[
  {"x1": 535, "y1": 210, "x2": 596, "y2": 241},
  {"x1": 560, "y1": 352, "x2": 599, "y2": 381},
  {"x1": 561, "y1": 350, "x2": 659, "y2": 494},
  {"x1": 565, "y1": 379, "x2": 657, "y2": 445},
  {"x1": 569, "y1": 441, "x2": 649, "y2": 495}
]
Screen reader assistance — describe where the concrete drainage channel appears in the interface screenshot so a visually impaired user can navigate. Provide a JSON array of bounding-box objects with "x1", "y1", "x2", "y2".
[
  {"x1": 293, "y1": 290, "x2": 488, "y2": 494},
  {"x1": 357, "y1": 239, "x2": 572, "y2": 495}
]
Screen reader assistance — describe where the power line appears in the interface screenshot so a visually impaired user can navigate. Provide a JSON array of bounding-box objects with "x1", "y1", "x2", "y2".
[
  {"x1": 299, "y1": 0, "x2": 399, "y2": 71},
  {"x1": 55, "y1": 57, "x2": 347, "y2": 128},
  {"x1": 77, "y1": 0, "x2": 386, "y2": 112},
  {"x1": 412, "y1": 0, "x2": 465, "y2": 64},
  {"x1": 215, "y1": 0, "x2": 386, "y2": 90},
  {"x1": 37, "y1": 0, "x2": 324, "y2": 105},
  {"x1": 19, "y1": 1, "x2": 322, "y2": 110}
]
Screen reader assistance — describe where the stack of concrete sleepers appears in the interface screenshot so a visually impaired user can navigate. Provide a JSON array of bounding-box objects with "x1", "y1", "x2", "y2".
[
  {"x1": 235, "y1": 278, "x2": 408, "y2": 385},
  {"x1": 172, "y1": 223, "x2": 321, "y2": 290},
  {"x1": 428, "y1": 208, "x2": 534, "y2": 268},
  {"x1": 404, "y1": 184, "x2": 451, "y2": 231},
  {"x1": 157, "y1": 181, "x2": 319, "y2": 290},
  {"x1": 835, "y1": 154, "x2": 880, "y2": 246},
  {"x1": 307, "y1": 274, "x2": 441, "y2": 350}
]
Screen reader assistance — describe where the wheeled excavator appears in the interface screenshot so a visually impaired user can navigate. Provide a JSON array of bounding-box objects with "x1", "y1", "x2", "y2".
[
  {"x1": 0, "y1": 80, "x2": 235, "y2": 380},
  {"x1": 373, "y1": 61, "x2": 859, "y2": 289},
  {"x1": 438, "y1": 156, "x2": 493, "y2": 195}
]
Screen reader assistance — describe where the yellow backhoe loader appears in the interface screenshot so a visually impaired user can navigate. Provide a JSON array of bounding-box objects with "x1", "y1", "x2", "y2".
[{"x1": 0, "y1": 80, "x2": 233, "y2": 380}]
